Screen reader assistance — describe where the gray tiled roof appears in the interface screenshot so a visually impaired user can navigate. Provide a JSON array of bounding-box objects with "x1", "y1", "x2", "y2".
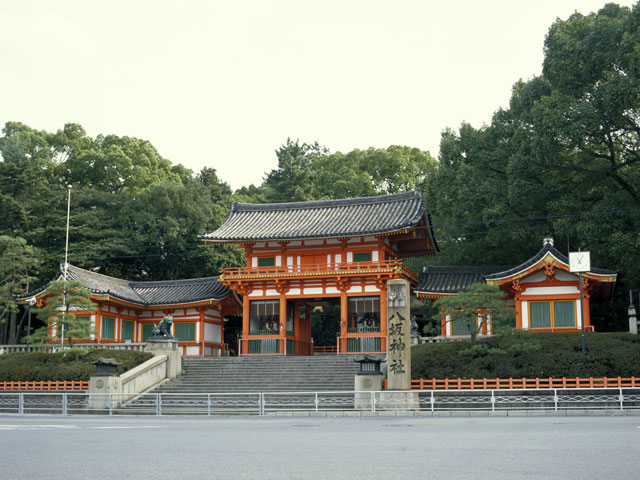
[
  {"x1": 417, "y1": 241, "x2": 617, "y2": 295},
  {"x1": 484, "y1": 243, "x2": 617, "y2": 280},
  {"x1": 416, "y1": 266, "x2": 510, "y2": 295},
  {"x1": 22, "y1": 264, "x2": 231, "y2": 306},
  {"x1": 201, "y1": 190, "x2": 429, "y2": 242}
]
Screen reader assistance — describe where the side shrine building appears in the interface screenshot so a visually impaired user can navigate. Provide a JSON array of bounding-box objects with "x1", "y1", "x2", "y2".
[
  {"x1": 415, "y1": 237, "x2": 617, "y2": 338},
  {"x1": 201, "y1": 190, "x2": 438, "y2": 356},
  {"x1": 20, "y1": 264, "x2": 242, "y2": 357}
]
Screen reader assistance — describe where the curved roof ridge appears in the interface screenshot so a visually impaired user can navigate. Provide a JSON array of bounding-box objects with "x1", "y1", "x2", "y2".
[
  {"x1": 202, "y1": 190, "x2": 431, "y2": 245},
  {"x1": 130, "y1": 276, "x2": 221, "y2": 288},
  {"x1": 232, "y1": 190, "x2": 422, "y2": 212},
  {"x1": 484, "y1": 243, "x2": 617, "y2": 280}
]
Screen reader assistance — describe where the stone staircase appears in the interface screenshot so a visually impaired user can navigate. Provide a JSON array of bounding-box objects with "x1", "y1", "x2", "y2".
[
  {"x1": 117, "y1": 355, "x2": 385, "y2": 415},
  {"x1": 155, "y1": 355, "x2": 364, "y2": 393}
]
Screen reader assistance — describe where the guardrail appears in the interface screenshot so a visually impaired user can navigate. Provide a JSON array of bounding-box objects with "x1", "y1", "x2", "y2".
[
  {"x1": 0, "y1": 343, "x2": 147, "y2": 354},
  {"x1": 410, "y1": 376, "x2": 640, "y2": 390},
  {"x1": 1, "y1": 388, "x2": 639, "y2": 416},
  {"x1": 220, "y1": 260, "x2": 419, "y2": 283}
]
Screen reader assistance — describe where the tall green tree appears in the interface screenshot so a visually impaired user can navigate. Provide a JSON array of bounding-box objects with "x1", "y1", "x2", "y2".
[
  {"x1": 262, "y1": 138, "x2": 328, "y2": 203},
  {"x1": 0, "y1": 236, "x2": 39, "y2": 344}
]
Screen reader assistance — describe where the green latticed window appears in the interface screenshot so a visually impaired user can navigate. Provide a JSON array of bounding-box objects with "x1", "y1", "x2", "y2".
[
  {"x1": 451, "y1": 316, "x2": 472, "y2": 335},
  {"x1": 121, "y1": 320, "x2": 134, "y2": 341},
  {"x1": 101, "y1": 316, "x2": 115, "y2": 339},
  {"x1": 353, "y1": 252, "x2": 371, "y2": 262},
  {"x1": 175, "y1": 323, "x2": 196, "y2": 341},
  {"x1": 142, "y1": 324, "x2": 155, "y2": 341},
  {"x1": 258, "y1": 257, "x2": 275, "y2": 267},
  {"x1": 530, "y1": 301, "x2": 575, "y2": 328}
]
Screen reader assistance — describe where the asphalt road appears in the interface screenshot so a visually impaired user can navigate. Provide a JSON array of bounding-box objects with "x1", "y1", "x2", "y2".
[{"x1": 1, "y1": 415, "x2": 639, "y2": 479}]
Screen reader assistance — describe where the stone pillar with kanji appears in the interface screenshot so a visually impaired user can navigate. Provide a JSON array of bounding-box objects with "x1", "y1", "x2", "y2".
[{"x1": 386, "y1": 279, "x2": 411, "y2": 390}]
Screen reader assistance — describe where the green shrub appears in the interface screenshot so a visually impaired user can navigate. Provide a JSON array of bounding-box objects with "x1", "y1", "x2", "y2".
[
  {"x1": 0, "y1": 349, "x2": 154, "y2": 381},
  {"x1": 411, "y1": 332, "x2": 640, "y2": 379}
]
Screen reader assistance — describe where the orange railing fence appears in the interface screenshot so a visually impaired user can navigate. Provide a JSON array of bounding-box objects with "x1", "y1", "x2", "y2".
[
  {"x1": 313, "y1": 345, "x2": 337, "y2": 353},
  {"x1": 0, "y1": 380, "x2": 90, "y2": 391},
  {"x1": 407, "y1": 376, "x2": 640, "y2": 390}
]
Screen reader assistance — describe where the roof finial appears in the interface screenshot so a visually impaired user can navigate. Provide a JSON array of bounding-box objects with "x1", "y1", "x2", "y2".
[{"x1": 543, "y1": 236, "x2": 554, "y2": 247}]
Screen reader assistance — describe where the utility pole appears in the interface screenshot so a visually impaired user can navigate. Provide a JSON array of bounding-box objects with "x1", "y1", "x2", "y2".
[{"x1": 569, "y1": 250, "x2": 590, "y2": 354}]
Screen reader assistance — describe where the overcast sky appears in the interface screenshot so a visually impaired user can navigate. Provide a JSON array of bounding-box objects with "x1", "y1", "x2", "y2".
[{"x1": 1, "y1": 0, "x2": 636, "y2": 189}]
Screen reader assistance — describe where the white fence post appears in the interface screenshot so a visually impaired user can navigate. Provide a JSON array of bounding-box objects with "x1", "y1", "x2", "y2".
[
  {"x1": 554, "y1": 389, "x2": 558, "y2": 411},
  {"x1": 491, "y1": 390, "x2": 495, "y2": 412},
  {"x1": 19, "y1": 393, "x2": 24, "y2": 415},
  {"x1": 430, "y1": 391, "x2": 435, "y2": 413},
  {"x1": 62, "y1": 393, "x2": 67, "y2": 415},
  {"x1": 156, "y1": 393, "x2": 162, "y2": 416},
  {"x1": 619, "y1": 388, "x2": 624, "y2": 411},
  {"x1": 315, "y1": 392, "x2": 319, "y2": 413},
  {"x1": 208, "y1": 393, "x2": 211, "y2": 416}
]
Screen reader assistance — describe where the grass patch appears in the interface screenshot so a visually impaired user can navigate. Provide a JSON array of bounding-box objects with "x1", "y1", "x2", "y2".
[
  {"x1": 0, "y1": 349, "x2": 154, "y2": 381},
  {"x1": 411, "y1": 332, "x2": 640, "y2": 379}
]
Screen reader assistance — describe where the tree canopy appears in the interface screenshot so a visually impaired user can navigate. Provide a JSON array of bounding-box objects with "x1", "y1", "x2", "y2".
[{"x1": 0, "y1": 1, "x2": 638, "y2": 338}]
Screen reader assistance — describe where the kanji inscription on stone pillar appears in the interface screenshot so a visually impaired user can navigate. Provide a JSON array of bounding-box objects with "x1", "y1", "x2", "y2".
[{"x1": 386, "y1": 279, "x2": 411, "y2": 390}]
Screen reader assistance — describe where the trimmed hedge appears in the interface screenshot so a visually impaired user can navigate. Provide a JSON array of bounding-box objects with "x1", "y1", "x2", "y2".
[
  {"x1": 412, "y1": 332, "x2": 640, "y2": 379},
  {"x1": 0, "y1": 349, "x2": 154, "y2": 381}
]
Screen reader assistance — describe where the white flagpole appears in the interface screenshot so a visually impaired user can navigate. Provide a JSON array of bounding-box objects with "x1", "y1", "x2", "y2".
[{"x1": 61, "y1": 184, "x2": 72, "y2": 345}]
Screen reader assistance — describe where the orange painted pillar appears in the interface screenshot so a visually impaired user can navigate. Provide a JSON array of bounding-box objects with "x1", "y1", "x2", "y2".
[
  {"x1": 242, "y1": 298, "x2": 250, "y2": 355},
  {"x1": 199, "y1": 308, "x2": 205, "y2": 356},
  {"x1": 379, "y1": 288, "x2": 387, "y2": 353},
  {"x1": 514, "y1": 296, "x2": 522, "y2": 330},
  {"x1": 582, "y1": 294, "x2": 591, "y2": 330},
  {"x1": 340, "y1": 292, "x2": 348, "y2": 353},
  {"x1": 279, "y1": 295, "x2": 287, "y2": 355}
]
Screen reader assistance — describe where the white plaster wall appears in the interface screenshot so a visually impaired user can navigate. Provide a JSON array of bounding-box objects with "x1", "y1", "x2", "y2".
[
  {"x1": 347, "y1": 286, "x2": 363, "y2": 293},
  {"x1": 346, "y1": 252, "x2": 353, "y2": 263},
  {"x1": 521, "y1": 301, "x2": 529, "y2": 329},
  {"x1": 555, "y1": 270, "x2": 576, "y2": 281},
  {"x1": 364, "y1": 285, "x2": 380, "y2": 292},
  {"x1": 576, "y1": 300, "x2": 583, "y2": 328},
  {"x1": 252, "y1": 257, "x2": 258, "y2": 268},
  {"x1": 204, "y1": 346, "x2": 213, "y2": 356},
  {"x1": 276, "y1": 255, "x2": 282, "y2": 266},
  {"x1": 523, "y1": 286, "x2": 579, "y2": 295},
  {"x1": 186, "y1": 346, "x2": 200, "y2": 356},
  {"x1": 205, "y1": 323, "x2": 222, "y2": 342},
  {"x1": 265, "y1": 289, "x2": 279, "y2": 296},
  {"x1": 327, "y1": 254, "x2": 331, "y2": 266},
  {"x1": 305, "y1": 240, "x2": 323, "y2": 246},
  {"x1": 445, "y1": 314, "x2": 451, "y2": 336},
  {"x1": 372, "y1": 251, "x2": 379, "y2": 261},
  {"x1": 522, "y1": 271, "x2": 546, "y2": 283},
  {"x1": 335, "y1": 254, "x2": 342, "y2": 263},
  {"x1": 304, "y1": 287, "x2": 323, "y2": 295},
  {"x1": 249, "y1": 289, "x2": 263, "y2": 297},
  {"x1": 288, "y1": 288, "x2": 301, "y2": 295},
  {"x1": 326, "y1": 287, "x2": 340, "y2": 294}
]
